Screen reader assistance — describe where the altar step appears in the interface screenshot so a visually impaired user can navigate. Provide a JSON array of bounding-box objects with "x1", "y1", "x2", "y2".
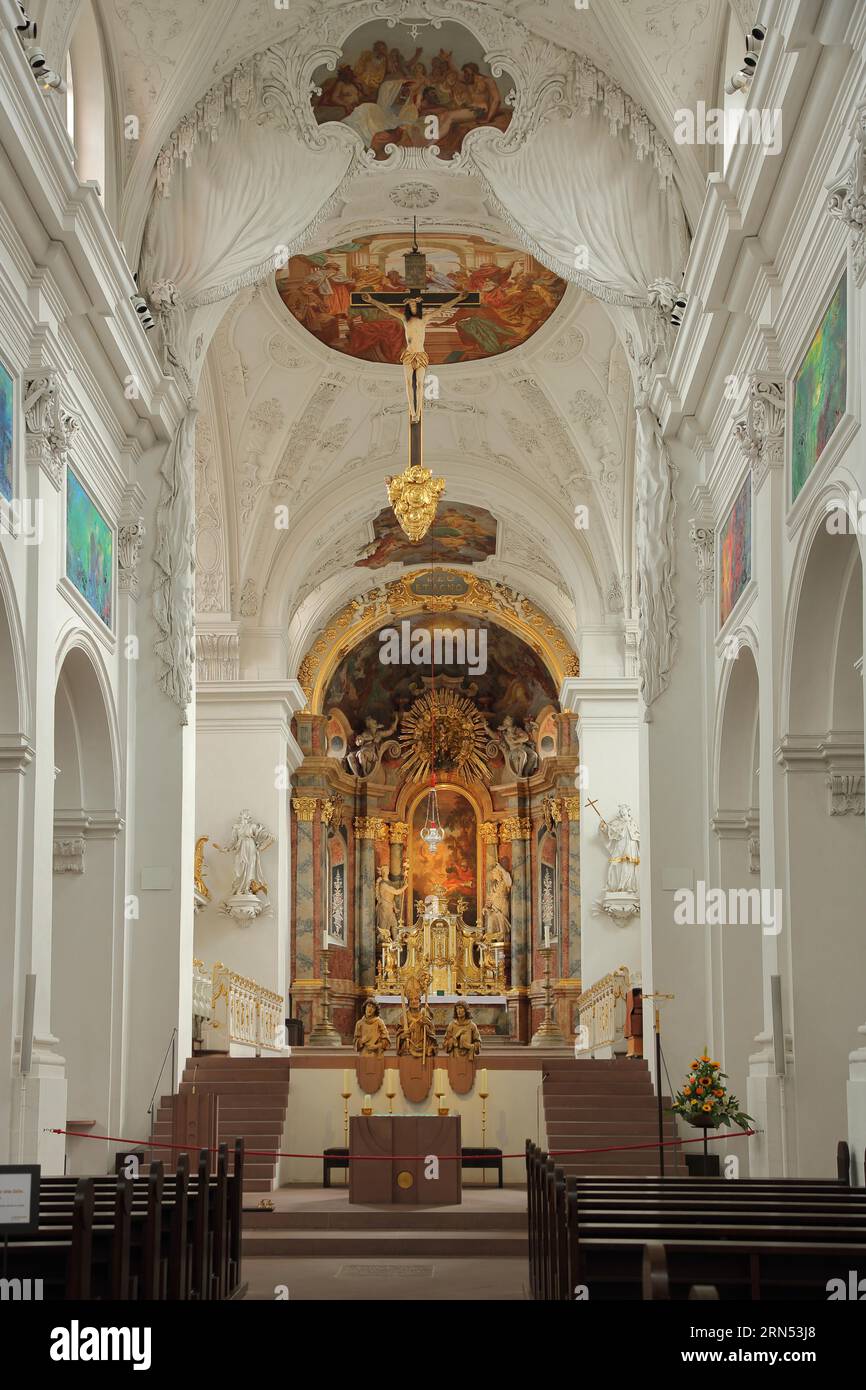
[
  {"x1": 242, "y1": 1199, "x2": 526, "y2": 1258},
  {"x1": 243, "y1": 1228, "x2": 525, "y2": 1257},
  {"x1": 542, "y1": 1057, "x2": 687, "y2": 1175},
  {"x1": 151, "y1": 1055, "x2": 291, "y2": 1193}
]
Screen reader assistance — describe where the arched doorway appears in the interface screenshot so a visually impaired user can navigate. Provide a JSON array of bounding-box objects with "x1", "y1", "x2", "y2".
[
  {"x1": 52, "y1": 644, "x2": 122, "y2": 1174},
  {"x1": 0, "y1": 559, "x2": 28, "y2": 1161},
  {"x1": 783, "y1": 523, "x2": 864, "y2": 1175},
  {"x1": 714, "y1": 641, "x2": 763, "y2": 1170}
]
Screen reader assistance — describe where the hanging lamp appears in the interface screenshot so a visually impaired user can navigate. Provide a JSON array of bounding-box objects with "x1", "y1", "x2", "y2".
[{"x1": 420, "y1": 772, "x2": 444, "y2": 850}]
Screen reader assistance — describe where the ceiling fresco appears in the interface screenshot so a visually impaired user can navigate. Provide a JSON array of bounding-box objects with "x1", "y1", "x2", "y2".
[
  {"x1": 356, "y1": 502, "x2": 497, "y2": 569},
  {"x1": 311, "y1": 19, "x2": 513, "y2": 161},
  {"x1": 274, "y1": 232, "x2": 567, "y2": 366}
]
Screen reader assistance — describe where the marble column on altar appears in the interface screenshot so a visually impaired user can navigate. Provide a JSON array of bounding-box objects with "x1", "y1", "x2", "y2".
[
  {"x1": 355, "y1": 816, "x2": 386, "y2": 987},
  {"x1": 560, "y1": 797, "x2": 582, "y2": 980},
  {"x1": 501, "y1": 816, "x2": 530, "y2": 1041},
  {"x1": 292, "y1": 796, "x2": 318, "y2": 979},
  {"x1": 480, "y1": 821, "x2": 499, "y2": 877},
  {"x1": 389, "y1": 820, "x2": 409, "y2": 883}
]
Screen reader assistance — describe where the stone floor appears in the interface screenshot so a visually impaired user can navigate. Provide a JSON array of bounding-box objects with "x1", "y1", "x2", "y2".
[
  {"x1": 242, "y1": 1255, "x2": 528, "y2": 1300},
  {"x1": 241, "y1": 1185, "x2": 529, "y2": 1300}
]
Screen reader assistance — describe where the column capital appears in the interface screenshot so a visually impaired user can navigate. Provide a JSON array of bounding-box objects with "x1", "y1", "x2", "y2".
[
  {"x1": 479, "y1": 821, "x2": 499, "y2": 845},
  {"x1": 733, "y1": 375, "x2": 785, "y2": 491},
  {"x1": 499, "y1": 816, "x2": 530, "y2": 842},
  {"x1": 354, "y1": 815, "x2": 387, "y2": 840},
  {"x1": 687, "y1": 520, "x2": 715, "y2": 603},
  {"x1": 560, "y1": 797, "x2": 581, "y2": 822},
  {"x1": 23, "y1": 371, "x2": 79, "y2": 490},
  {"x1": 827, "y1": 101, "x2": 866, "y2": 286},
  {"x1": 292, "y1": 797, "x2": 318, "y2": 822},
  {"x1": 118, "y1": 519, "x2": 146, "y2": 600},
  {"x1": 388, "y1": 820, "x2": 409, "y2": 843}
]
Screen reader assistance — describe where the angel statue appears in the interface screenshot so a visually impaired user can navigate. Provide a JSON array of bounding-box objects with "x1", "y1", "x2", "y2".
[
  {"x1": 215, "y1": 810, "x2": 274, "y2": 898},
  {"x1": 375, "y1": 865, "x2": 407, "y2": 941},
  {"x1": 481, "y1": 861, "x2": 512, "y2": 938},
  {"x1": 347, "y1": 713, "x2": 399, "y2": 778}
]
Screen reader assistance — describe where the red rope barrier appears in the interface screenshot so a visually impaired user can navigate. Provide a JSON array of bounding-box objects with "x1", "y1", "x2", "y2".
[{"x1": 45, "y1": 1126, "x2": 755, "y2": 1162}]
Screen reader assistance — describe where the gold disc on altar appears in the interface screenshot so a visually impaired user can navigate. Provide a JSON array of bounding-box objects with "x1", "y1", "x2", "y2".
[{"x1": 397, "y1": 1171, "x2": 414, "y2": 1189}]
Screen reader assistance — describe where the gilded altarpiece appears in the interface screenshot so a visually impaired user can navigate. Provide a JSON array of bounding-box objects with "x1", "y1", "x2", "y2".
[{"x1": 288, "y1": 575, "x2": 582, "y2": 1044}]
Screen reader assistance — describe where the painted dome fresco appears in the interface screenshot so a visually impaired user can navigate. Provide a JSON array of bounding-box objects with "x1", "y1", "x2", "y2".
[{"x1": 275, "y1": 232, "x2": 567, "y2": 366}]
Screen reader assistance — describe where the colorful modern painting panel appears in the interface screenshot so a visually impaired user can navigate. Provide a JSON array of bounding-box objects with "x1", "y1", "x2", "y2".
[
  {"x1": 312, "y1": 19, "x2": 512, "y2": 161},
  {"x1": 276, "y1": 232, "x2": 566, "y2": 366},
  {"x1": 0, "y1": 360, "x2": 13, "y2": 503},
  {"x1": 66, "y1": 469, "x2": 113, "y2": 628},
  {"x1": 718, "y1": 475, "x2": 752, "y2": 630},
  {"x1": 791, "y1": 274, "x2": 847, "y2": 501}
]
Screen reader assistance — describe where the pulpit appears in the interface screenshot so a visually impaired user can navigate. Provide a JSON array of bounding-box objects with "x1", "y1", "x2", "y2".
[{"x1": 349, "y1": 1115, "x2": 462, "y2": 1205}]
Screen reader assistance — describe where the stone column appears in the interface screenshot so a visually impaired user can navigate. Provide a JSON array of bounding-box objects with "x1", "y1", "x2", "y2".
[
  {"x1": 558, "y1": 678, "x2": 641, "y2": 991},
  {"x1": 389, "y1": 820, "x2": 409, "y2": 882},
  {"x1": 501, "y1": 816, "x2": 530, "y2": 1040},
  {"x1": 734, "y1": 378, "x2": 794, "y2": 1176},
  {"x1": 10, "y1": 370, "x2": 77, "y2": 1169},
  {"x1": 479, "y1": 821, "x2": 499, "y2": 878},
  {"x1": 292, "y1": 796, "x2": 318, "y2": 978},
  {"x1": 195, "y1": 680, "x2": 306, "y2": 1006},
  {"x1": 560, "y1": 797, "x2": 582, "y2": 980},
  {"x1": 355, "y1": 816, "x2": 386, "y2": 988}
]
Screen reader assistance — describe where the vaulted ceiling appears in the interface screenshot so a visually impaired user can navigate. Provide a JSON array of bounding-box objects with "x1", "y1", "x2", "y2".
[{"x1": 37, "y1": 0, "x2": 741, "y2": 669}]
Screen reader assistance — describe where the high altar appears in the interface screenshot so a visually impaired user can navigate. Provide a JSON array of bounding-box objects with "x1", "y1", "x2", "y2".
[
  {"x1": 288, "y1": 569, "x2": 584, "y2": 1045},
  {"x1": 376, "y1": 886, "x2": 506, "y2": 999}
]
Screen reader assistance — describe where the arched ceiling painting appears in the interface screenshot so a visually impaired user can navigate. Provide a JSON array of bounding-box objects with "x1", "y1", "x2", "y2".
[
  {"x1": 324, "y1": 615, "x2": 559, "y2": 731},
  {"x1": 311, "y1": 19, "x2": 513, "y2": 160},
  {"x1": 275, "y1": 233, "x2": 567, "y2": 365}
]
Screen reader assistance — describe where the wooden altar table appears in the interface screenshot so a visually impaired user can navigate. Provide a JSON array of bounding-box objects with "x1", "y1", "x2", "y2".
[{"x1": 349, "y1": 1115, "x2": 462, "y2": 1206}]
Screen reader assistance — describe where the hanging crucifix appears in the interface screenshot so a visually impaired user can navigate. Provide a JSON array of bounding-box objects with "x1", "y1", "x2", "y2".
[{"x1": 350, "y1": 221, "x2": 480, "y2": 472}]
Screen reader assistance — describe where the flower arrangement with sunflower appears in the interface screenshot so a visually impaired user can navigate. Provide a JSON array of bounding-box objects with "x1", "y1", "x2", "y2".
[{"x1": 671, "y1": 1051, "x2": 754, "y2": 1128}]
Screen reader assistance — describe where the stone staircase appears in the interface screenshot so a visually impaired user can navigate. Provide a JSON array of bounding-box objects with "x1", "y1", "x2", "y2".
[
  {"x1": 542, "y1": 1056, "x2": 687, "y2": 1175},
  {"x1": 152, "y1": 1055, "x2": 291, "y2": 1193}
]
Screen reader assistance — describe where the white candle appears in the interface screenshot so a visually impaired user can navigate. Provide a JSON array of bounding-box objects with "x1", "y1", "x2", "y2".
[
  {"x1": 479, "y1": 1068, "x2": 489, "y2": 1093},
  {"x1": 363, "y1": 1094, "x2": 372, "y2": 1110},
  {"x1": 342, "y1": 1069, "x2": 352, "y2": 1094},
  {"x1": 385, "y1": 1069, "x2": 397, "y2": 1096}
]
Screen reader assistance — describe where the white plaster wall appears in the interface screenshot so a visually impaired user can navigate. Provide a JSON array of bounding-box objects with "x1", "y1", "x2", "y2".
[{"x1": 279, "y1": 1065, "x2": 546, "y2": 1187}]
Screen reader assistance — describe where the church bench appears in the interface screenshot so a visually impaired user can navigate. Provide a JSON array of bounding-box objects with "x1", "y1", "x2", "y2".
[
  {"x1": 461, "y1": 1147, "x2": 504, "y2": 1187},
  {"x1": 575, "y1": 1233, "x2": 866, "y2": 1300},
  {"x1": 5, "y1": 1141, "x2": 244, "y2": 1301},
  {"x1": 322, "y1": 1147, "x2": 349, "y2": 1186},
  {"x1": 525, "y1": 1142, "x2": 866, "y2": 1302}
]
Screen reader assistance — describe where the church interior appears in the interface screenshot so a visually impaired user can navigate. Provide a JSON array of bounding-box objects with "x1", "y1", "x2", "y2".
[{"x1": 1, "y1": 0, "x2": 866, "y2": 1343}]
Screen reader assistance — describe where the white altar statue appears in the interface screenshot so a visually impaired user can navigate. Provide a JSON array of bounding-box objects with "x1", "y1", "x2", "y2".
[
  {"x1": 217, "y1": 809, "x2": 274, "y2": 898},
  {"x1": 599, "y1": 803, "x2": 640, "y2": 895}
]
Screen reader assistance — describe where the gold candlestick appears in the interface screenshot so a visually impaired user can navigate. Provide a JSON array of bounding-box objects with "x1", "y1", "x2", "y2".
[
  {"x1": 341, "y1": 1084, "x2": 351, "y2": 1187},
  {"x1": 478, "y1": 1076, "x2": 490, "y2": 1186}
]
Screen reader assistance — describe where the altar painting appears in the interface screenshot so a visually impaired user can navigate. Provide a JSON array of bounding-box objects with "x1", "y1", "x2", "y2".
[{"x1": 410, "y1": 787, "x2": 478, "y2": 926}]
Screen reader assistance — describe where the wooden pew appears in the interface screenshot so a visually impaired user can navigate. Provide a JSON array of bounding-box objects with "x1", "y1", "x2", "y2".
[
  {"x1": 526, "y1": 1141, "x2": 866, "y2": 1301},
  {"x1": 5, "y1": 1138, "x2": 245, "y2": 1301}
]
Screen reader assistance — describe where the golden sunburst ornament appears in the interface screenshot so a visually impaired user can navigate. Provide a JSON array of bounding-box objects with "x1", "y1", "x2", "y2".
[
  {"x1": 400, "y1": 690, "x2": 492, "y2": 783},
  {"x1": 386, "y1": 462, "x2": 445, "y2": 542}
]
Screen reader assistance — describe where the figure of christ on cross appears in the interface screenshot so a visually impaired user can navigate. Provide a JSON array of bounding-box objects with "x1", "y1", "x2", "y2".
[{"x1": 351, "y1": 286, "x2": 480, "y2": 455}]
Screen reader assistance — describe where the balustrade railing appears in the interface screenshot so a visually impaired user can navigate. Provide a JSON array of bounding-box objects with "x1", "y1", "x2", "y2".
[
  {"x1": 574, "y1": 966, "x2": 630, "y2": 1056},
  {"x1": 197, "y1": 960, "x2": 284, "y2": 1053}
]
